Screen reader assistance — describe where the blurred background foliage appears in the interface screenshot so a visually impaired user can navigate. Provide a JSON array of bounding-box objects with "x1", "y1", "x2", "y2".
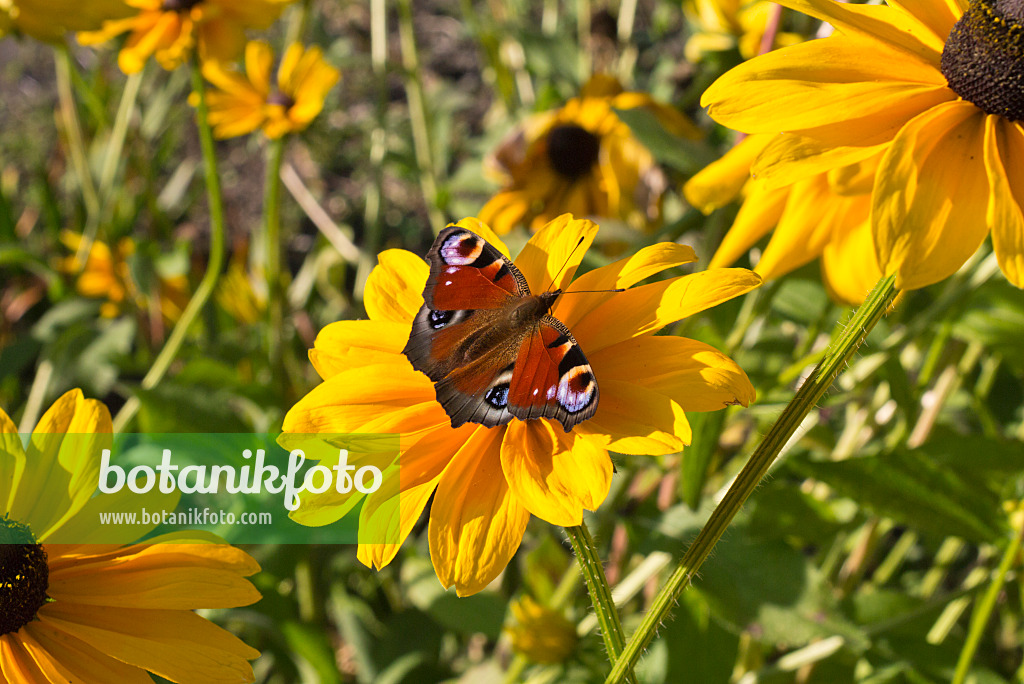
[{"x1": 1, "y1": 0, "x2": 1022, "y2": 682}]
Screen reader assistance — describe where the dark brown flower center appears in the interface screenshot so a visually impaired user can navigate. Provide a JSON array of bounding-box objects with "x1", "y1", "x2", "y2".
[
  {"x1": 0, "y1": 518, "x2": 49, "y2": 636},
  {"x1": 161, "y1": 0, "x2": 203, "y2": 12},
  {"x1": 267, "y1": 91, "x2": 296, "y2": 109},
  {"x1": 546, "y1": 125, "x2": 601, "y2": 180},
  {"x1": 941, "y1": 0, "x2": 1024, "y2": 121}
]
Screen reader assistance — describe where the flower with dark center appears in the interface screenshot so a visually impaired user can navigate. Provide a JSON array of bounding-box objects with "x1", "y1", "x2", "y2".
[
  {"x1": 0, "y1": 518, "x2": 48, "y2": 637},
  {"x1": 546, "y1": 125, "x2": 602, "y2": 180},
  {"x1": 702, "y1": 0, "x2": 1024, "y2": 291},
  {"x1": 161, "y1": 0, "x2": 203, "y2": 12}
]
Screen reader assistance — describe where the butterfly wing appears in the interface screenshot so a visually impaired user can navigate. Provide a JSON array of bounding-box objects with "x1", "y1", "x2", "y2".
[
  {"x1": 403, "y1": 226, "x2": 531, "y2": 427},
  {"x1": 506, "y1": 315, "x2": 599, "y2": 432}
]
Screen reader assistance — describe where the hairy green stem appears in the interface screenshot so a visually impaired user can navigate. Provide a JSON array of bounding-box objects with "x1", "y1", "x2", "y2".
[
  {"x1": 605, "y1": 273, "x2": 899, "y2": 684},
  {"x1": 112, "y1": 60, "x2": 227, "y2": 432},
  {"x1": 565, "y1": 522, "x2": 637, "y2": 684}
]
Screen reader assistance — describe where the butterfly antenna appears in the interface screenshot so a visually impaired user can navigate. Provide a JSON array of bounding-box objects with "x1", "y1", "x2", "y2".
[{"x1": 544, "y1": 236, "x2": 587, "y2": 293}]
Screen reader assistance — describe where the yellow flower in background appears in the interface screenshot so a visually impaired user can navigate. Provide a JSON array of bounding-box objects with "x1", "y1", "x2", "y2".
[
  {"x1": 479, "y1": 75, "x2": 702, "y2": 235},
  {"x1": 77, "y1": 0, "x2": 293, "y2": 74},
  {"x1": 199, "y1": 40, "x2": 340, "y2": 139},
  {"x1": 0, "y1": 0, "x2": 130, "y2": 42},
  {"x1": 683, "y1": 0, "x2": 803, "y2": 62},
  {"x1": 506, "y1": 596, "x2": 578, "y2": 664},
  {"x1": 60, "y1": 231, "x2": 189, "y2": 321},
  {"x1": 284, "y1": 215, "x2": 759, "y2": 595},
  {"x1": 0, "y1": 389, "x2": 262, "y2": 683},
  {"x1": 216, "y1": 250, "x2": 267, "y2": 324},
  {"x1": 701, "y1": 0, "x2": 1024, "y2": 291},
  {"x1": 685, "y1": 134, "x2": 883, "y2": 305}
]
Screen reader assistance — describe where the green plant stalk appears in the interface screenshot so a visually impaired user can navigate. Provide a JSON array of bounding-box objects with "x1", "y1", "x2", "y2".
[
  {"x1": 565, "y1": 522, "x2": 637, "y2": 684},
  {"x1": 356, "y1": 0, "x2": 388, "y2": 299},
  {"x1": 264, "y1": 136, "x2": 286, "y2": 370},
  {"x1": 952, "y1": 506, "x2": 1024, "y2": 684},
  {"x1": 605, "y1": 273, "x2": 899, "y2": 684},
  {"x1": 112, "y1": 60, "x2": 227, "y2": 432},
  {"x1": 397, "y1": 0, "x2": 446, "y2": 231},
  {"x1": 54, "y1": 44, "x2": 100, "y2": 221}
]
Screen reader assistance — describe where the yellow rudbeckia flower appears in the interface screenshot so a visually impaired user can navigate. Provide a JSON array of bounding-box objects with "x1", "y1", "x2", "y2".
[
  {"x1": 199, "y1": 40, "x2": 340, "y2": 139},
  {"x1": 0, "y1": 389, "x2": 262, "y2": 683},
  {"x1": 479, "y1": 75, "x2": 702, "y2": 235},
  {"x1": 0, "y1": 0, "x2": 130, "y2": 42},
  {"x1": 683, "y1": 0, "x2": 803, "y2": 62},
  {"x1": 283, "y1": 215, "x2": 760, "y2": 596},
  {"x1": 77, "y1": 0, "x2": 293, "y2": 74},
  {"x1": 701, "y1": 0, "x2": 1024, "y2": 291},
  {"x1": 686, "y1": 133, "x2": 883, "y2": 304},
  {"x1": 506, "y1": 595, "x2": 577, "y2": 664}
]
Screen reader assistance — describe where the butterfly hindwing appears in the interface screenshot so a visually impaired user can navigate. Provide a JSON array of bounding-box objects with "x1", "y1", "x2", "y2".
[{"x1": 506, "y1": 316, "x2": 598, "y2": 431}]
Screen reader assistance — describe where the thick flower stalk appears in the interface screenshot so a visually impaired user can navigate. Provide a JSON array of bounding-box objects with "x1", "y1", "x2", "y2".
[
  {"x1": 479, "y1": 76, "x2": 702, "y2": 234},
  {"x1": 284, "y1": 215, "x2": 760, "y2": 596},
  {"x1": 701, "y1": 0, "x2": 1024, "y2": 291},
  {"x1": 77, "y1": 0, "x2": 293, "y2": 74},
  {"x1": 0, "y1": 389, "x2": 262, "y2": 683}
]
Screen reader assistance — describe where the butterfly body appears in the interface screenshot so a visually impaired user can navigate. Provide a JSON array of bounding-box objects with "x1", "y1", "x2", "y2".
[{"x1": 403, "y1": 227, "x2": 598, "y2": 432}]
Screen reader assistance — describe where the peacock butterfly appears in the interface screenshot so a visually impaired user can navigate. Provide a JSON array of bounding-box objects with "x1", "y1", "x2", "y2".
[{"x1": 403, "y1": 226, "x2": 599, "y2": 432}]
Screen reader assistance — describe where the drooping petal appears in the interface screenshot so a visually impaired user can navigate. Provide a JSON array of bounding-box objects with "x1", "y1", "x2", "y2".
[
  {"x1": 751, "y1": 134, "x2": 888, "y2": 190},
  {"x1": 500, "y1": 420, "x2": 612, "y2": 526},
  {"x1": 573, "y1": 380, "x2": 690, "y2": 455},
  {"x1": 820, "y1": 204, "x2": 880, "y2": 305},
  {"x1": 556, "y1": 242, "x2": 699, "y2": 329},
  {"x1": 708, "y1": 182, "x2": 789, "y2": 269},
  {"x1": 38, "y1": 605, "x2": 259, "y2": 684},
  {"x1": 308, "y1": 320, "x2": 410, "y2": 380},
  {"x1": 873, "y1": 101, "x2": 990, "y2": 290},
  {"x1": 571, "y1": 269, "x2": 762, "y2": 351},
  {"x1": 429, "y1": 427, "x2": 530, "y2": 596},
  {"x1": 684, "y1": 134, "x2": 771, "y2": 213},
  {"x1": 363, "y1": 250, "x2": 428, "y2": 324},
  {"x1": 987, "y1": 119, "x2": 1024, "y2": 287},
  {"x1": 0, "y1": 406, "x2": 24, "y2": 516},
  {"x1": 21, "y1": 623, "x2": 154, "y2": 684},
  {"x1": 514, "y1": 215, "x2": 598, "y2": 293}
]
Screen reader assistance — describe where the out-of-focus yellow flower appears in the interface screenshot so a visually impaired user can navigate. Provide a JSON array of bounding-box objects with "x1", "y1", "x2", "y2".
[
  {"x1": 283, "y1": 215, "x2": 759, "y2": 595},
  {"x1": 198, "y1": 40, "x2": 339, "y2": 139},
  {"x1": 701, "y1": 0, "x2": 1024, "y2": 291},
  {"x1": 60, "y1": 231, "x2": 190, "y2": 321},
  {"x1": 216, "y1": 250, "x2": 266, "y2": 323},
  {"x1": 77, "y1": 0, "x2": 293, "y2": 74},
  {"x1": 684, "y1": 0, "x2": 803, "y2": 62},
  {"x1": 685, "y1": 134, "x2": 883, "y2": 305},
  {"x1": 0, "y1": 388, "x2": 262, "y2": 683},
  {"x1": 506, "y1": 596, "x2": 578, "y2": 664},
  {"x1": 479, "y1": 75, "x2": 702, "y2": 235},
  {"x1": 0, "y1": 0, "x2": 131, "y2": 41}
]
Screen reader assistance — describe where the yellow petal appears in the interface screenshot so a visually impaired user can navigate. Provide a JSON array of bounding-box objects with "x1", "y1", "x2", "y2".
[
  {"x1": 591, "y1": 335, "x2": 756, "y2": 411},
  {"x1": 452, "y1": 217, "x2": 512, "y2": 258},
  {"x1": 0, "y1": 406, "x2": 24, "y2": 516},
  {"x1": 363, "y1": 249, "x2": 428, "y2": 324},
  {"x1": 244, "y1": 40, "x2": 273, "y2": 95},
  {"x1": 886, "y1": 0, "x2": 961, "y2": 48},
  {"x1": 873, "y1": 101, "x2": 990, "y2": 290},
  {"x1": 514, "y1": 214, "x2": 598, "y2": 293},
  {"x1": 22, "y1": 622, "x2": 154, "y2": 684},
  {"x1": 556, "y1": 242, "x2": 699, "y2": 329},
  {"x1": 754, "y1": 175, "x2": 843, "y2": 280},
  {"x1": 573, "y1": 380, "x2": 690, "y2": 455},
  {"x1": 752, "y1": 134, "x2": 888, "y2": 190},
  {"x1": 478, "y1": 190, "x2": 531, "y2": 236},
  {"x1": 500, "y1": 420, "x2": 612, "y2": 526},
  {"x1": 39, "y1": 605, "x2": 258, "y2": 684},
  {"x1": 571, "y1": 269, "x2": 762, "y2": 351},
  {"x1": 702, "y1": 36, "x2": 948, "y2": 139},
  {"x1": 820, "y1": 204, "x2": 880, "y2": 305},
  {"x1": 987, "y1": 119, "x2": 1024, "y2": 287},
  {"x1": 429, "y1": 427, "x2": 530, "y2": 596},
  {"x1": 308, "y1": 320, "x2": 409, "y2": 380},
  {"x1": 684, "y1": 134, "x2": 770, "y2": 213},
  {"x1": 708, "y1": 182, "x2": 789, "y2": 269}
]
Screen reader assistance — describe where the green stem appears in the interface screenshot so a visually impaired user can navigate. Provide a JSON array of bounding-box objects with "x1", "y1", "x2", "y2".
[
  {"x1": 264, "y1": 136, "x2": 286, "y2": 370},
  {"x1": 605, "y1": 273, "x2": 899, "y2": 684},
  {"x1": 952, "y1": 506, "x2": 1024, "y2": 684},
  {"x1": 356, "y1": 0, "x2": 388, "y2": 299},
  {"x1": 112, "y1": 59, "x2": 227, "y2": 432},
  {"x1": 54, "y1": 44, "x2": 100, "y2": 222},
  {"x1": 565, "y1": 522, "x2": 637, "y2": 684}
]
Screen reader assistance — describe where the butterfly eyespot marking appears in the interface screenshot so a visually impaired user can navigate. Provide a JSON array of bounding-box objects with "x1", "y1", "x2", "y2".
[
  {"x1": 440, "y1": 233, "x2": 484, "y2": 265},
  {"x1": 557, "y1": 366, "x2": 596, "y2": 413},
  {"x1": 485, "y1": 383, "x2": 510, "y2": 408},
  {"x1": 428, "y1": 309, "x2": 454, "y2": 329}
]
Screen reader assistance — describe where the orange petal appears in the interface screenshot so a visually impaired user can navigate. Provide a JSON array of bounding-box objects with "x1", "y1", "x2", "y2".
[
  {"x1": 429, "y1": 427, "x2": 530, "y2": 596},
  {"x1": 514, "y1": 214, "x2": 598, "y2": 293},
  {"x1": 308, "y1": 320, "x2": 409, "y2": 380},
  {"x1": 500, "y1": 420, "x2": 612, "y2": 526},
  {"x1": 987, "y1": 119, "x2": 1024, "y2": 287}
]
